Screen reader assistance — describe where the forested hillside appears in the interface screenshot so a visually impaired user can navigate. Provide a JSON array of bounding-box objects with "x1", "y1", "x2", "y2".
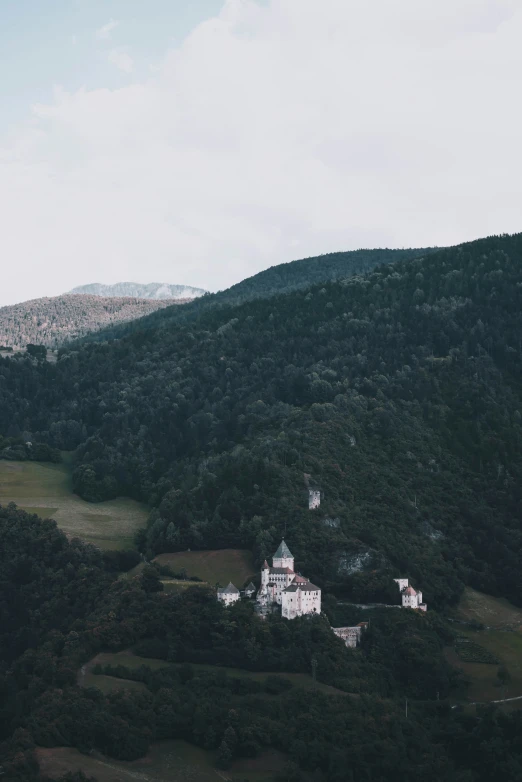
[
  {"x1": 78, "y1": 246, "x2": 437, "y2": 342},
  {"x1": 2, "y1": 505, "x2": 522, "y2": 782},
  {"x1": 3, "y1": 233, "x2": 522, "y2": 781},
  {"x1": 0, "y1": 294, "x2": 185, "y2": 349},
  {"x1": 1, "y1": 233, "x2": 521, "y2": 612},
  {"x1": 213, "y1": 246, "x2": 438, "y2": 304}
]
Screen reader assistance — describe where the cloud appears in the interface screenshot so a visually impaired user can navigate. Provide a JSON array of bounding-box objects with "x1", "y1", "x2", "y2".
[
  {"x1": 108, "y1": 48, "x2": 134, "y2": 73},
  {"x1": 95, "y1": 19, "x2": 119, "y2": 41},
  {"x1": 1, "y1": 0, "x2": 522, "y2": 305}
]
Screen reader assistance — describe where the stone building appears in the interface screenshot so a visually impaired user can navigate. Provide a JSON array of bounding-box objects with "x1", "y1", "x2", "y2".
[
  {"x1": 332, "y1": 622, "x2": 368, "y2": 648},
  {"x1": 217, "y1": 582, "x2": 240, "y2": 606},
  {"x1": 244, "y1": 582, "x2": 256, "y2": 598},
  {"x1": 394, "y1": 578, "x2": 427, "y2": 611},
  {"x1": 308, "y1": 489, "x2": 321, "y2": 509}
]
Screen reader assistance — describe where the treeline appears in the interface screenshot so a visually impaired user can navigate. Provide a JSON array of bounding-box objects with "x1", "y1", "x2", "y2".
[
  {"x1": 0, "y1": 435, "x2": 60, "y2": 463},
  {"x1": 79, "y1": 246, "x2": 436, "y2": 343}
]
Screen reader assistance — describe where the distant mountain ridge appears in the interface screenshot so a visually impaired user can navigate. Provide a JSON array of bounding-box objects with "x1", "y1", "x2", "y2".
[
  {"x1": 68, "y1": 282, "x2": 207, "y2": 300},
  {"x1": 77, "y1": 247, "x2": 439, "y2": 344},
  {"x1": 0, "y1": 294, "x2": 186, "y2": 349}
]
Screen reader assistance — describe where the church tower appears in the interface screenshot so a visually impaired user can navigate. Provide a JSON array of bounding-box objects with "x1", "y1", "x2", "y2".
[{"x1": 272, "y1": 539, "x2": 294, "y2": 571}]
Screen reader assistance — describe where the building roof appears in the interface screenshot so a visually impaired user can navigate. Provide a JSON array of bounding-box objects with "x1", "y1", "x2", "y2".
[
  {"x1": 284, "y1": 581, "x2": 320, "y2": 593},
  {"x1": 273, "y1": 539, "x2": 294, "y2": 560},
  {"x1": 262, "y1": 560, "x2": 269, "y2": 569},
  {"x1": 269, "y1": 566, "x2": 294, "y2": 575},
  {"x1": 245, "y1": 582, "x2": 256, "y2": 591},
  {"x1": 293, "y1": 574, "x2": 308, "y2": 583},
  {"x1": 403, "y1": 586, "x2": 417, "y2": 596},
  {"x1": 218, "y1": 582, "x2": 240, "y2": 594}
]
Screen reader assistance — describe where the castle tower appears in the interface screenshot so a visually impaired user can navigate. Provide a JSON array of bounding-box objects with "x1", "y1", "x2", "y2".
[
  {"x1": 309, "y1": 489, "x2": 321, "y2": 509},
  {"x1": 272, "y1": 540, "x2": 294, "y2": 571},
  {"x1": 261, "y1": 560, "x2": 269, "y2": 588}
]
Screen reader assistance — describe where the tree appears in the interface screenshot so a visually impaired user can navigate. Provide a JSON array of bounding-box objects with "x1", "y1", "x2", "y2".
[{"x1": 26, "y1": 343, "x2": 47, "y2": 360}]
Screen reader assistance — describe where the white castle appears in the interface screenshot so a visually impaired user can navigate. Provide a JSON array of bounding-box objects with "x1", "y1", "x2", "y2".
[
  {"x1": 257, "y1": 540, "x2": 321, "y2": 619},
  {"x1": 394, "y1": 578, "x2": 427, "y2": 611}
]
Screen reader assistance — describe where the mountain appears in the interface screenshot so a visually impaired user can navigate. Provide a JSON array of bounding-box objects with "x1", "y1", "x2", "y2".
[
  {"x1": 0, "y1": 293, "x2": 184, "y2": 349},
  {"x1": 212, "y1": 246, "x2": 439, "y2": 305},
  {"x1": 75, "y1": 246, "x2": 438, "y2": 343},
  {"x1": 3, "y1": 233, "x2": 522, "y2": 781},
  {"x1": 68, "y1": 281, "x2": 207, "y2": 299},
  {"x1": 1, "y1": 233, "x2": 522, "y2": 609}
]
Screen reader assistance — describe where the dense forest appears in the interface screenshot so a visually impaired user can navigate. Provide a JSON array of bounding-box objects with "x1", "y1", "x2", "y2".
[
  {"x1": 1, "y1": 234, "x2": 521, "y2": 605},
  {"x1": 79, "y1": 246, "x2": 437, "y2": 343},
  {"x1": 2, "y1": 233, "x2": 522, "y2": 779},
  {"x1": 0, "y1": 294, "x2": 183, "y2": 349}
]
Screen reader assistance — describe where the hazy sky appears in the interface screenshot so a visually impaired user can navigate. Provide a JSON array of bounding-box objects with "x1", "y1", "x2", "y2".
[{"x1": 1, "y1": 0, "x2": 521, "y2": 305}]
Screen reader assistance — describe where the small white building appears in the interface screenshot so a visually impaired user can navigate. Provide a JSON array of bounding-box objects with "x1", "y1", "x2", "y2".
[
  {"x1": 217, "y1": 582, "x2": 240, "y2": 606},
  {"x1": 244, "y1": 582, "x2": 256, "y2": 598},
  {"x1": 309, "y1": 489, "x2": 321, "y2": 510},
  {"x1": 394, "y1": 578, "x2": 427, "y2": 611},
  {"x1": 257, "y1": 540, "x2": 321, "y2": 619}
]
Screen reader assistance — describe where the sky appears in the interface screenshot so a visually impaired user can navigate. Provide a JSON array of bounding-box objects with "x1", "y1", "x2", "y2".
[{"x1": 1, "y1": 0, "x2": 522, "y2": 305}]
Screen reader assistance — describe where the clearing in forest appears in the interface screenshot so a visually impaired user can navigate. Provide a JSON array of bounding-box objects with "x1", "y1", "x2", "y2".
[
  {"x1": 36, "y1": 741, "x2": 281, "y2": 782},
  {"x1": 154, "y1": 549, "x2": 255, "y2": 588},
  {"x1": 79, "y1": 650, "x2": 348, "y2": 698},
  {"x1": 455, "y1": 587, "x2": 522, "y2": 630},
  {"x1": 0, "y1": 459, "x2": 148, "y2": 550}
]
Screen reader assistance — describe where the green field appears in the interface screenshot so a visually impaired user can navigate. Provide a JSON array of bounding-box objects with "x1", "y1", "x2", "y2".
[
  {"x1": 0, "y1": 459, "x2": 149, "y2": 550},
  {"x1": 79, "y1": 650, "x2": 348, "y2": 698},
  {"x1": 36, "y1": 741, "x2": 282, "y2": 782},
  {"x1": 455, "y1": 587, "x2": 522, "y2": 630},
  {"x1": 155, "y1": 549, "x2": 255, "y2": 588}
]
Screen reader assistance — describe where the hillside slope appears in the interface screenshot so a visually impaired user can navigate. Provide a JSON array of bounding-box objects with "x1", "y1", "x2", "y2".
[
  {"x1": 0, "y1": 293, "x2": 186, "y2": 348},
  {"x1": 1, "y1": 233, "x2": 522, "y2": 610},
  {"x1": 77, "y1": 246, "x2": 437, "y2": 343},
  {"x1": 213, "y1": 246, "x2": 438, "y2": 304},
  {"x1": 69, "y1": 281, "x2": 207, "y2": 299}
]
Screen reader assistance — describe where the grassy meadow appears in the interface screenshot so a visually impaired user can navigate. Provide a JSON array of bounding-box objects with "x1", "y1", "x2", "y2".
[
  {"x1": 0, "y1": 458, "x2": 148, "y2": 549},
  {"x1": 79, "y1": 650, "x2": 348, "y2": 698},
  {"x1": 446, "y1": 589, "x2": 522, "y2": 707},
  {"x1": 155, "y1": 549, "x2": 255, "y2": 588},
  {"x1": 454, "y1": 587, "x2": 522, "y2": 630},
  {"x1": 36, "y1": 741, "x2": 282, "y2": 782}
]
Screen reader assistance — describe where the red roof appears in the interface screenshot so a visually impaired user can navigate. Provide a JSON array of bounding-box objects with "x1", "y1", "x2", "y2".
[
  {"x1": 262, "y1": 560, "x2": 269, "y2": 569},
  {"x1": 403, "y1": 586, "x2": 417, "y2": 596}
]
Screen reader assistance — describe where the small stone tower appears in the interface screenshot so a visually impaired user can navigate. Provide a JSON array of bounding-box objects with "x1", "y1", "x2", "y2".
[{"x1": 308, "y1": 489, "x2": 321, "y2": 510}]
